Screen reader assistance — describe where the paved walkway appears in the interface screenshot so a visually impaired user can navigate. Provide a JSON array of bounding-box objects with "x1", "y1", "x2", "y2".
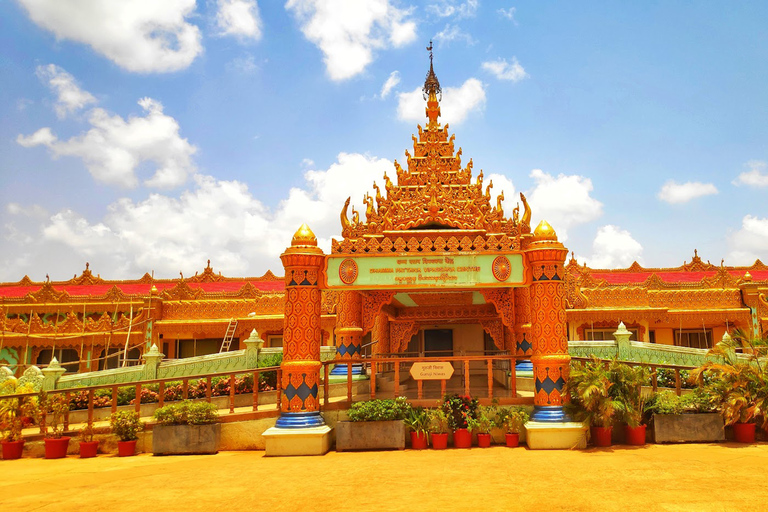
[{"x1": 3, "y1": 443, "x2": 768, "y2": 511}]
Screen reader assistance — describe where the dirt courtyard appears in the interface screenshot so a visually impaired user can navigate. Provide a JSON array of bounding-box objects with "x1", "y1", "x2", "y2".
[{"x1": 3, "y1": 443, "x2": 767, "y2": 511}]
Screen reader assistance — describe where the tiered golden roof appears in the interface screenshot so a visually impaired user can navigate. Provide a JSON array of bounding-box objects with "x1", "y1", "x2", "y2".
[{"x1": 336, "y1": 48, "x2": 531, "y2": 246}]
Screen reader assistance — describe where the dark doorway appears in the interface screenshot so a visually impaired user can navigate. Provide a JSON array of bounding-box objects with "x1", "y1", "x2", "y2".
[{"x1": 424, "y1": 329, "x2": 453, "y2": 357}]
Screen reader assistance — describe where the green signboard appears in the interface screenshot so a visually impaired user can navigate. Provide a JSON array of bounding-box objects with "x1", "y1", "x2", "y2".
[{"x1": 324, "y1": 253, "x2": 525, "y2": 289}]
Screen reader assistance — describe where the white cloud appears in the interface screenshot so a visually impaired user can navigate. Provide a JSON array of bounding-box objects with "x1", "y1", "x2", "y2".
[
  {"x1": 481, "y1": 57, "x2": 528, "y2": 82},
  {"x1": 17, "y1": 98, "x2": 197, "y2": 189},
  {"x1": 36, "y1": 64, "x2": 96, "y2": 118},
  {"x1": 433, "y1": 23, "x2": 475, "y2": 47},
  {"x1": 380, "y1": 71, "x2": 401, "y2": 99},
  {"x1": 216, "y1": 0, "x2": 263, "y2": 41},
  {"x1": 17, "y1": 0, "x2": 202, "y2": 73},
  {"x1": 397, "y1": 78, "x2": 486, "y2": 125},
  {"x1": 3, "y1": 153, "x2": 395, "y2": 279},
  {"x1": 286, "y1": 0, "x2": 417, "y2": 81},
  {"x1": 578, "y1": 225, "x2": 644, "y2": 269},
  {"x1": 526, "y1": 169, "x2": 603, "y2": 242},
  {"x1": 732, "y1": 160, "x2": 768, "y2": 187},
  {"x1": 657, "y1": 180, "x2": 718, "y2": 204},
  {"x1": 727, "y1": 215, "x2": 768, "y2": 265},
  {"x1": 427, "y1": 0, "x2": 478, "y2": 18},
  {"x1": 497, "y1": 7, "x2": 517, "y2": 22}
]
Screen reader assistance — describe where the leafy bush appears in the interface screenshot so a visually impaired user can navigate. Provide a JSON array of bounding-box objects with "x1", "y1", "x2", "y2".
[
  {"x1": 647, "y1": 388, "x2": 717, "y2": 415},
  {"x1": 110, "y1": 411, "x2": 144, "y2": 441},
  {"x1": 347, "y1": 397, "x2": 411, "y2": 421},
  {"x1": 153, "y1": 400, "x2": 219, "y2": 425}
]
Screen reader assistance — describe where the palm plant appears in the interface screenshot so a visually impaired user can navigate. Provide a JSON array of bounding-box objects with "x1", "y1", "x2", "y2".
[
  {"x1": 608, "y1": 361, "x2": 650, "y2": 428},
  {"x1": 565, "y1": 357, "x2": 619, "y2": 428},
  {"x1": 690, "y1": 328, "x2": 768, "y2": 427}
]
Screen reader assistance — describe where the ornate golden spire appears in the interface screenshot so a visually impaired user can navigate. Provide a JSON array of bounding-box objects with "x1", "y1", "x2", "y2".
[
  {"x1": 423, "y1": 41, "x2": 441, "y2": 126},
  {"x1": 423, "y1": 41, "x2": 441, "y2": 99}
]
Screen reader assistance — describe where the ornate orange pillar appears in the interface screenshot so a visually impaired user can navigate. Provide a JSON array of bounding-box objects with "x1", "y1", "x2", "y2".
[
  {"x1": 331, "y1": 290, "x2": 364, "y2": 376},
  {"x1": 513, "y1": 287, "x2": 533, "y2": 371},
  {"x1": 275, "y1": 224, "x2": 326, "y2": 428},
  {"x1": 526, "y1": 220, "x2": 570, "y2": 422}
]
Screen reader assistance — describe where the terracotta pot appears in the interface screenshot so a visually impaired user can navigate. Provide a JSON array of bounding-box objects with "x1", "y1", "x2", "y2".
[
  {"x1": 590, "y1": 426, "x2": 612, "y2": 447},
  {"x1": 410, "y1": 431, "x2": 428, "y2": 450},
  {"x1": 1, "y1": 440, "x2": 25, "y2": 460},
  {"x1": 505, "y1": 433, "x2": 520, "y2": 447},
  {"x1": 79, "y1": 441, "x2": 99, "y2": 458},
  {"x1": 625, "y1": 424, "x2": 646, "y2": 446},
  {"x1": 117, "y1": 440, "x2": 138, "y2": 457},
  {"x1": 733, "y1": 422, "x2": 756, "y2": 443},
  {"x1": 476, "y1": 433, "x2": 491, "y2": 448},
  {"x1": 453, "y1": 428, "x2": 472, "y2": 448},
  {"x1": 431, "y1": 433, "x2": 448, "y2": 450},
  {"x1": 44, "y1": 437, "x2": 70, "y2": 459}
]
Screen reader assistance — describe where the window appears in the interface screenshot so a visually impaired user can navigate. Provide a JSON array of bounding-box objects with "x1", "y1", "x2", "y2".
[
  {"x1": 583, "y1": 328, "x2": 638, "y2": 341},
  {"x1": 36, "y1": 348, "x2": 79, "y2": 373},
  {"x1": 98, "y1": 347, "x2": 142, "y2": 370},
  {"x1": 267, "y1": 335, "x2": 283, "y2": 348},
  {"x1": 674, "y1": 329, "x2": 713, "y2": 350},
  {"x1": 176, "y1": 338, "x2": 222, "y2": 358}
]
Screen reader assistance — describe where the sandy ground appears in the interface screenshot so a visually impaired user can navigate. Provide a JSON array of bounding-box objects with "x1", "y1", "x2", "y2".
[{"x1": 3, "y1": 443, "x2": 768, "y2": 511}]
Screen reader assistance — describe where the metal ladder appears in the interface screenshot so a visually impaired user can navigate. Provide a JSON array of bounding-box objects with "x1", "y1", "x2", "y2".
[{"x1": 220, "y1": 318, "x2": 238, "y2": 352}]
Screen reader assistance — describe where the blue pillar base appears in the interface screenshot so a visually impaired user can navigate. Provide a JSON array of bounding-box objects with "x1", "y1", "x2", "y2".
[
  {"x1": 330, "y1": 362, "x2": 364, "y2": 376},
  {"x1": 274, "y1": 411, "x2": 326, "y2": 429},
  {"x1": 531, "y1": 405, "x2": 570, "y2": 423},
  {"x1": 515, "y1": 359, "x2": 533, "y2": 371}
]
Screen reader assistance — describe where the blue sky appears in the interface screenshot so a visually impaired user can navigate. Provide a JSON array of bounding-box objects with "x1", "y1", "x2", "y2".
[{"x1": 1, "y1": 1, "x2": 767, "y2": 281}]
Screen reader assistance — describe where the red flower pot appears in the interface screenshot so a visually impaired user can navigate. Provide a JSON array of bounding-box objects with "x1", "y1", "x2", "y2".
[
  {"x1": 590, "y1": 426, "x2": 612, "y2": 447},
  {"x1": 476, "y1": 433, "x2": 491, "y2": 448},
  {"x1": 453, "y1": 428, "x2": 472, "y2": 448},
  {"x1": 733, "y1": 422, "x2": 756, "y2": 443},
  {"x1": 505, "y1": 433, "x2": 520, "y2": 447},
  {"x1": 431, "y1": 433, "x2": 448, "y2": 450},
  {"x1": 410, "y1": 431, "x2": 428, "y2": 450},
  {"x1": 44, "y1": 437, "x2": 70, "y2": 459},
  {"x1": 79, "y1": 441, "x2": 99, "y2": 458},
  {"x1": 625, "y1": 425, "x2": 646, "y2": 446},
  {"x1": 117, "y1": 440, "x2": 138, "y2": 457},
  {"x1": 1, "y1": 440, "x2": 25, "y2": 460}
]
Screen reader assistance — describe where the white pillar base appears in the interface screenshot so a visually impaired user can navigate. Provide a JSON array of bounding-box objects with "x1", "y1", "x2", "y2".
[
  {"x1": 525, "y1": 421, "x2": 588, "y2": 450},
  {"x1": 262, "y1": 425, "x2": 332, "y2": 456}
]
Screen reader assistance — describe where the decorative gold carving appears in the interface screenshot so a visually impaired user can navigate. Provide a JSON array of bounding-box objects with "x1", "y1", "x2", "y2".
[
  {"x1": 481, "y1": 289, "x2": 515, "y2": 328},
  {"x1": 362, "y1": 291, "x2": 395, "y2": 335},
  {"x1": 395, "y1": 304, "x2": 497, "y2": 321},
  {"x1": 480, "y1": 318, "x2": 505, "y2": 351},
  {"x1": 408, "y1": 292, "x2": 473, "y2": 306},
  {"x1": 389, "y1": 321, "x2": 419, "y2": 353}
]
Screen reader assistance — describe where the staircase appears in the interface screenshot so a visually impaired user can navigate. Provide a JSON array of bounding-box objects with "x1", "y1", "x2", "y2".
[{"x1": 219, "y1": 319, "x2": 238, "y2": 352}]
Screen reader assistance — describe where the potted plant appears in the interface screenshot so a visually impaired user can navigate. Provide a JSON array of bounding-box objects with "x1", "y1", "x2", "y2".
[
  {"x1": 647, "y1": 388, "x2": 723, "y2": 443},
  {"x1": 565, "y1": 357, "x2": 618, "y2": 447},
  {"x1": 110, "y1": 411, "x2": 144, "y2": 456},
  {"x1": 497, "y1": 406, "x2": 529, "y2": 447},
  {"x1": 427, "y1": 408, "x2": 449, "y2": 450},
  {"x1": 691, "y1": 329, "x2": 768, "y2": 443},
  {"x1": 336, "y1": 397, "x2": 410, "y2": 451},
  {"x1": 609, "y1": 360, "x2": 650, "y2": 445},
  {"x1": 0, "y1": 383, "x2": 36, "y2": 460},
  {"x1": 468, "y1": 406, "x2": 494, "y2": 448},
  {"x1": 442, "y1": 394, "x2": 478, "y2": 449},
  {"x1": 404, "y1": 406, "x2": 430, "y2": 450},
  {"x1": 38, "y1": 392, "x2": 71, "y2": 459},
  {"x1": 152, "y1": 400, "x2": 221, "y2": 455},
  {"x1": 79, "y1": 420, "x2": 99, "y2": 458}
]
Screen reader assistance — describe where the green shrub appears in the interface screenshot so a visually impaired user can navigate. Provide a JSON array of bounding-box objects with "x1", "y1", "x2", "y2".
[
  {"x1": 347, "y1": 397, "x2": 411, "y2": 421},
  {"x1": 110, "y1": 411, "x2": 144, "y2": 441},
  {"x1": 153, "y1": 400, "x2": 219, "y2": 425}
]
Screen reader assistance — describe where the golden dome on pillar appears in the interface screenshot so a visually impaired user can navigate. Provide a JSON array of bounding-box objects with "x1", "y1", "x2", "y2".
[
  {"x1": 533, "y1": 220, "x2": 558, "y2": 240},
  {"x1": 291, "y1": 224, "x2": 318, "y2": 247}
]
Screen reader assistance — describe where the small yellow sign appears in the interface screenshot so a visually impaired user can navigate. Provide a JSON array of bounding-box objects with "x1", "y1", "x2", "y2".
[{"x1": 409, "y1": 362, "x2": 455, "y2": 380}]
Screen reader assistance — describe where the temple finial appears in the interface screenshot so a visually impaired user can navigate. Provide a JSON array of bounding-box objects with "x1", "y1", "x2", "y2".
[{"x1": 423, "y1": 40, "x2": 441, "y2": 100}]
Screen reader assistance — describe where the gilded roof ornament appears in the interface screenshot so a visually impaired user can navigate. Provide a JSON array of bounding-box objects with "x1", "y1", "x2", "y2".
[
  {"x1": 423, "y1": 41, "x2": 441, "y2": 100},
  {"x1": 292, "y1": 223, "x2": 318, "y2": 247}
]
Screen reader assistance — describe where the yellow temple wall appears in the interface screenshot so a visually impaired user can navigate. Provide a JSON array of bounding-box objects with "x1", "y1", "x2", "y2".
[{"x1": 654, "y1": 328, "x2": 674, "y2": 345}]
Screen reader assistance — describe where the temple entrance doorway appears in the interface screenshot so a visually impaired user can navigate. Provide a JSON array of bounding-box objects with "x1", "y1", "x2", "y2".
[{"x1": 423, "y1": 328, "x2": 453, "y2": 357}]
